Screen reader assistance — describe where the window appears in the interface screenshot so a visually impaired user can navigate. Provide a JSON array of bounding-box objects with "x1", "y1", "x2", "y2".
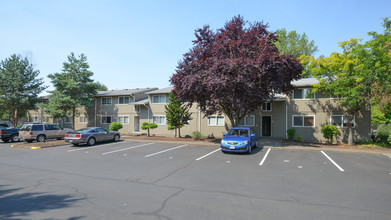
[
  {"x1": 31, "y1": 125, "x2": 43, "y2": 131},
  {"x1": 135, "y1": 105, "x2": 140, "y2": 113},
  {"x1": 65, "y1": 117, "x2": 72, "y2": 124},
  {"x1": 102, "y1": 115, "x2": 112, "y2": 124},
  {"x1": 33, "y1": 116, "x2": 39, "y2": 123},
  {"x1": 261, "y1": 102, "x2": 271, "y2": 111},
  {"x1": 293, "y1": 115, "x2": 315, "y2": 127},
  {"x1": 331, "y1": 115, "x2": 355, "y2": 128},
  {"x1": 118, "y1": 116, "x2": 129, "y2": 124},
  {"x1": 102, "y1": 97, "x2": 112, "y2": 105},
  {"x1": 293, "y1": 88, "x2": 315, "y2": 99},
  {"x1": 152, "y1": 95, "x2": 166, "y2": 104},
  {"x1": 208, "y1": 116, "x2": 225, "y2": 126},
  {"x1": 44, "y1": 124, "x2": 61, "y2": 130},
  {"x1": 79, "y1": 116, "x2": 88, "y2": 124},
  {"x1": 239, "y1": 115, "x2": 255, "y2": 126},
  {"x1": 119, "y1": 97, "x2": 130, "y2": 104},
  {"x1": 153, "y1": 116, "x2": 166, "y2": 125}
]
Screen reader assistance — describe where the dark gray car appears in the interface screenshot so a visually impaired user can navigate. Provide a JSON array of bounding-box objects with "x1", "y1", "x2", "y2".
[{"x1": 65, "y1": 127, "x2": 120, "y2": 146}]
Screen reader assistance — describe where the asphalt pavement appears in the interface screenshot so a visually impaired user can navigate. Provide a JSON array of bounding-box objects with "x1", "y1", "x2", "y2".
[{"x1": 0, "y1": 140, "x2": 390, "y2": 220}]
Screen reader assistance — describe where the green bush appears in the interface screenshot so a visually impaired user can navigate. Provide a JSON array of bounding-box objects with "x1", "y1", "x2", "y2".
[
  {"x1": 287, "y1": 128, "x2": 296, "y2": 140},
  {"x1": 296, "y1": 135, "x2": 302, "y2": 142},
  {"x1": 191, "y1": 131, "x2": 202, "y2": 140},
  {"x1": 109, "y1": 121, "x2": 123, "y2": 131},
  {"x1": 321, "y1": 125, "x2": 340, "y2": 144},
  {"x1": 377, "y1": 124, "x2": 391, "y2": 144},
  {"x1": 141, "y1": 122, "x2": 158, "y2": 137}
]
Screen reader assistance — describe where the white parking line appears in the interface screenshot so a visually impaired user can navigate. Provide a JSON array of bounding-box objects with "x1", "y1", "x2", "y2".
[
  {"x1": 321, "y1": 151, "x2": 345, "y2": 172},
  {"x1": 196, "y1": 148, "x2": 220, "y2": 161},
  {"x1": 68, "y1": 142, "x2": 124, "y2": 152},
  {"x1": 144, "y1": 144, "x2": 188, "y2": 158},
  {"x1": 102, "y1": 143, "x2": 155, "y2": 155},
  {"x1": 259, "y1": 148, "x2": 271, "y2": 166}
]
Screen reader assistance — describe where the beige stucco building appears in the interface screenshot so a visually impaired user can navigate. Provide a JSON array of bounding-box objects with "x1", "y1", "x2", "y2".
[{"x1": 26, "y1": 78, "x2": 371, "y2": 144}]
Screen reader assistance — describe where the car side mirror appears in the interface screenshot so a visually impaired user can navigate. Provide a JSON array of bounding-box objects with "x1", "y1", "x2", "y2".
[
  {"x1": 223, "y1": 133, "x2": 227, "y2": 136},
  {"x1": 251, "y1": 134, "x2": 256, "y2": 137}
]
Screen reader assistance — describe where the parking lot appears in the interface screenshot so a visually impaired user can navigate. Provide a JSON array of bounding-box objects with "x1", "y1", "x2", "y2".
[{"x1": 1, "y1": 140, "x2": 390, "y2": 220}]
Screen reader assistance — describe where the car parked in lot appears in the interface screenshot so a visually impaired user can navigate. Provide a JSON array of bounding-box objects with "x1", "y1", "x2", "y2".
[
  {"x1": 65, "y1": 127, "x2": 120, "y2": 146},
  {"x1": 1, "y1": 127, "x2": 20, "y2": 143},
  {"x1": 19, "y1": 123, "x2": 74, "y2": 143},
  {"x1": 221, "y1": 127, "x2": 258, "y2": 153}
]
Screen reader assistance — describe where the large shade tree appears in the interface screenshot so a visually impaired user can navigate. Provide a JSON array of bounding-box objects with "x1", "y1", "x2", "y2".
[
  {"x1": 170, "y1": 16, "x2": 303, "y2": 127},
  {"x1": 274, "y1": 29, "x2": 318, "y2": 78},
  {"x1": 44, "y1": 53, "x2": 99, "y2": 129},
  {"x1": 0, "y1": 54, "x2": 46, "y2": 126}
]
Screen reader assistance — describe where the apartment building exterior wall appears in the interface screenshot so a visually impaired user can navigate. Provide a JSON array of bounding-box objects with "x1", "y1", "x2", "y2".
[{"x1": 24, "y1": 79, "x2": 371, "y2": 144}]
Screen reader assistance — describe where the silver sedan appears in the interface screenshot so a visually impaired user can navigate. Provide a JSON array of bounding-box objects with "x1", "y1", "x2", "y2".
[{"x1": 65, "y1": 127, "x2": 120, "y2": 146}]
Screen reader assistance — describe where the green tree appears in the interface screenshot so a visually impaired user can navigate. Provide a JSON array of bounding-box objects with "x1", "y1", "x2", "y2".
[
  {"x1": 141, "y1": 122, "x2": 158, "y2": 137},
  {"x1": 95, "y1": 81, "x2": 108, "y2": 91},
  {"x1": 364, "y1": 18, "x2": 391, "y2": 124},
  {"x1": 321, "y1": 125, "x2": 340, "y2": 144},
  {"x1": 44, "y1": 53, "x2": 98, "y2": 129},
  {"x1": 309, "y1": 39, "x2": 370, "y2": 145},
  {"x1": 0, "y1": 54, "x2": 46, "y2": 126},
  {"x1": 275, "y1": 29, "x2": 318, "y2": 78},
  {"x1": 109, "y1": 121, "x2": 123, "y2": 131},
  {"x1": 165, "y1": 93, "x2": 192, "y2": 138}
]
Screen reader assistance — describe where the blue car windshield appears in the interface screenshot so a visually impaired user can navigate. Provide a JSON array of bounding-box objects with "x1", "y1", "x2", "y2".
[{"x1": 227, "y1": 129, "x2": 249, "y2": 137}]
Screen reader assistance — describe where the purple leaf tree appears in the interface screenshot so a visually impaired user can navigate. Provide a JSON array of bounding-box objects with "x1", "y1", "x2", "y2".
[{"x1": 170, "y1": 16, "x2": 303, "y2": 127}]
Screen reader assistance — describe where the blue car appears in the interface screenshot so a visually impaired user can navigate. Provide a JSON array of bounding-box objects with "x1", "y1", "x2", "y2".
[{"x1": 221, "y1": 127, "x2": 258, "y2": 154}]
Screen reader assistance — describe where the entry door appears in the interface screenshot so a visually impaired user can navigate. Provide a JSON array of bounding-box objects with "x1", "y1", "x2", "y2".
[
  {"x1": 262, "y1": 116, "x2": 272, "y2": 137},
  {"x1": 134, "y1": 116, "x2": 140, "y2": 132}
]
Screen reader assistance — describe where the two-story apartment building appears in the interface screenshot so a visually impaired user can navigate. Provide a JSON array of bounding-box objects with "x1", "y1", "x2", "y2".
[{"x1": 26, "y1": 78, "x2": 371, "y2": 144}]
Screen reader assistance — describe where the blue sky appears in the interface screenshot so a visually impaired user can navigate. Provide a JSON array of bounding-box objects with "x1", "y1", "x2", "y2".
[{"x1": 0, "y1": 0, "x2": 389, "y2": 94}]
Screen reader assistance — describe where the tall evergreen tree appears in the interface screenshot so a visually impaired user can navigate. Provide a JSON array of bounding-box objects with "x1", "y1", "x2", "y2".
[
  {"x1": 0, "y1": 54, "x2": 46, "y2": 126},
  {"x1": 45, "y1": 53, "x2": 98, "y2": 129},
  {"x1": 165, "y1": 93, "x2": 192, "y2": 138}
]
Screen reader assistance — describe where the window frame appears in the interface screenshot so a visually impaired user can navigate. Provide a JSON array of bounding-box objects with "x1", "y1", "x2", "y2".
[
  {"x1": 153, "y1": 115, "x2": 166, "y2": 125},
  {"x1": 79, "y1": 115, "x2": 88, "y2": 124},
  {"x1": 293, "y1": 88, "x2": 315, "y2": 100},
  {"x1": 239, "y1": 115, "x2": 255, "y2": 127},
  {"x1": 118, "y1": 96, "x2": 130, "y2": 105},
  {"x1": 208, "y1": 115, "x2": 225, "y2": 126},
  {"x1": 151, "y1": 95, "x2": 167, "y2": 104},
  {"x1": 33, "y1": 116, "x2": 39, "y2": 123},
  {"x1": 101, "y1": 115, "x2": 112, "y2": 124},
  {"x1": 135, "y1": 105, "x2": 140, "y2": 113},
  {"x1": 261, "y1": 102, "x2": 272, "y2": 112},
  {"x1": 330, "y1": 115, "x2": 355, "y2": 128},
  {"x1": 118, "y1": 115, "x2": 130, "y2": 124},
  {"x1": 64, "y1": 117, "x2": 72, "y2": 124},
  {"x1": 101, "y1": 97, "x2": 112, "y2": 105},
  {"x1": 292, "y1": 115, "x2": 315, "y2": 127}
]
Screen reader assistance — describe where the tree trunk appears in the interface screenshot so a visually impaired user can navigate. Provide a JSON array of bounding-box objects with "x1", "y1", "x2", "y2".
[
  {"x1": 72, "y1": 108, "x2": 76, "y2": 130},
  {"x1": 147, "y1": 128, "x2": 150, "y2": 137},
  {"x1": 178, "y1": 127, "x2": 181, "y2": 138},
  {"x1": 347, "y1": 116, "x2": 354, "y2": 145}
]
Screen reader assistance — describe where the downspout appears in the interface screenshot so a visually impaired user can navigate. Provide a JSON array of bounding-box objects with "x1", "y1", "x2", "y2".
[
  {"x1": 94, "y1": 98, "x2": 97, "y2": 127},
  {"x1": 198, "y1": 109, "x2": 201, "y2": 133},
  {"x1": 285, "y1": 99, "x2": 288, "y2": 140}
]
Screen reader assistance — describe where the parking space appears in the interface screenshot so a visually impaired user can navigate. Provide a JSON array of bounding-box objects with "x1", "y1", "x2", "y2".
[{"x1": 1, "y1": 140, "x2": 391, "y2": 219}]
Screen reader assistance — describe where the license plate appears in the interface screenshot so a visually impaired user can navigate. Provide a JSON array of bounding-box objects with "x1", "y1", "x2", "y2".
[{"x1": 229, "y1": 146, "x2": 235, "y2": 149}]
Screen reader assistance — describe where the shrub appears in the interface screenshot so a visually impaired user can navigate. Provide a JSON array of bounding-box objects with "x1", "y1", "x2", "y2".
[
  {"x1": 296, "y1": 136, "x2": 302, "y2": 142},
  {"x1": 109, "y1": 121, "x2": 123, "y2": 131},
  {"x1": 321, "y1": 125, "x2": 340, "y2": 144},
  {"x1": 377, "y1": 124, "x2": 391, "y2": 144},
  {"x1": 191, "y1": 131, "x2": 202, "y2": 140},
  {"x1": 287, "y1": 128, "x2": 296, "y2": 140},
  {"x1": 141, "y1": 122, "x2": 158, "y2": 137}
]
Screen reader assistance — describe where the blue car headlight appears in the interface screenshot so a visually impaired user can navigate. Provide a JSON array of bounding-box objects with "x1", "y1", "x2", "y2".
[
  {"x1": 221, "y1": 140, "x2": 226, "y2": 144},
  {"x1": 241, "y1": 140, "x2": 248, "y2": 145}
]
